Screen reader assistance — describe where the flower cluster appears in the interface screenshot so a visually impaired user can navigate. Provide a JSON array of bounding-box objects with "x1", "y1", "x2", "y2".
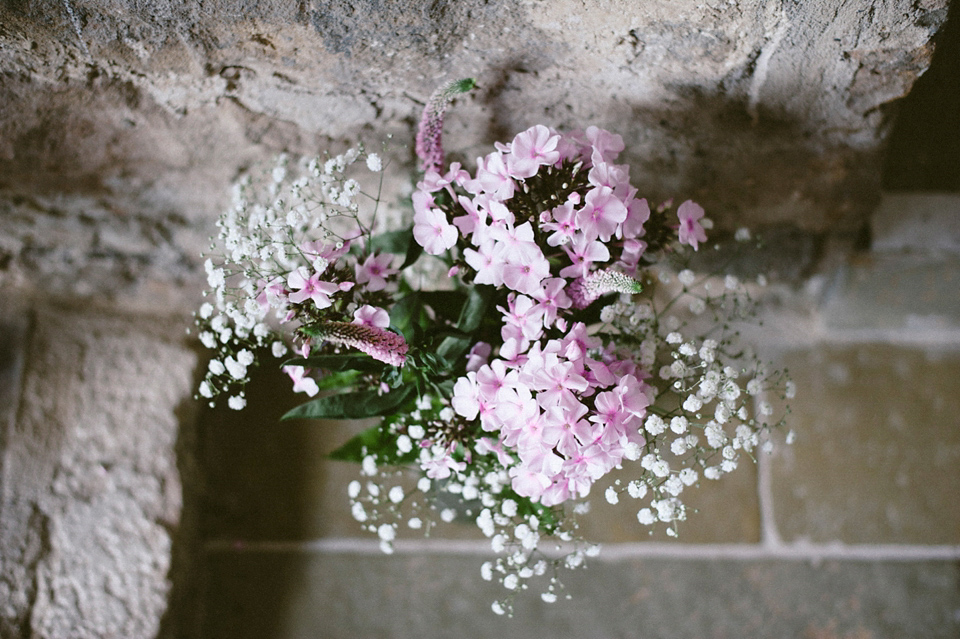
[{"x1": 194, "y1": 79, "x2": 793, "y2": 616}]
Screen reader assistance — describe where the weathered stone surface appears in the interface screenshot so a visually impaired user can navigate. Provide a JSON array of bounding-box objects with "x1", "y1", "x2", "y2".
[
  {"x1": 199, "y1": 551, "x2": 960, "y2": 638},
  {"x1": 0, "y1": 305, "x2": 197, "y2": 638},
  {"x1": 0, "y1": 0, "x2": 948, "y2": 308},
  {"x1": 820, "y1": 254, "x2": 960, "y2": 330},
  {"x1": 871, "y1": 192, "x2": 960, "y2": 255},
  {"x1": 770, "y1": 344, "x2": 960, "y2": 544}
]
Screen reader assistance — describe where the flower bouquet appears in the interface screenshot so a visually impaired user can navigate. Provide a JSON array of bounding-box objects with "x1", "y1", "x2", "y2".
[{"x1": 195, "y1": 79, "x2": 793, "y2": 614}]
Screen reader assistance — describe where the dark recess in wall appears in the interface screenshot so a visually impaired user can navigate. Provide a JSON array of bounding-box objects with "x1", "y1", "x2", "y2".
[{"x1": 883, "y1": 0, "x2": 960, "y2": 191}]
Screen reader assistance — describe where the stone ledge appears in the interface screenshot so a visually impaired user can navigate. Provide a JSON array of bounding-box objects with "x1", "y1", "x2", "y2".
[{"x1": 198, "y1": 551, "x2": 960, "y2": 638}]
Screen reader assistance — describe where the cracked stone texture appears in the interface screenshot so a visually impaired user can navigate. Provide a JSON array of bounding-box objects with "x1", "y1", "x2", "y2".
[
  {"x1": 0, "y1": 0, "x2": 948, "y2": 311},
  {"x1": 0, "y1": 303, "x2": 197, "y2": 639}
]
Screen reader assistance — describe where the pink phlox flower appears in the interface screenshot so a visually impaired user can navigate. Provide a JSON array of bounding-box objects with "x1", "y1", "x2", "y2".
[
  {"x1": 476, "y1": 436, "x2": 513, "y2": 467},
  {"x1": 283, "y1": 365, "x2": 319, "y2": 397},
  {"x1": 587, "y1": 161, "x2": 629, "y2": 191},
  {"x1": 576, "y1": 185, "x2": 628, "y2": 243},
  {"x1": 541, "y1": 200, "x2": 578, "y2": 247},
  {"x1": 507, "y1": 124, "x2": 561, "y2": 179},
  {"x1": 618, "y1": 239, "x2": 648, "y2": 274},
  {"x1": 509, "y1": 463, "x2": 554, "y2": 502},
  {"x1": 489, "y1": 384, "x2": 534, "y2": 448},
  {"x1": 354, "y1": 253, "x2": 397, "y2": 292},
  {"x1": 286, "y1": 267, "x2": 343, "y2": 308},
  {"x1": 620, "y1": 195, "x2": 650, "y2": 239},
  {"x1": 451, "y1": 372, "x2": 482, "y2": 421},
  {"x1": 498, "y1": 294, "x2": 546, "y2": 343},
  {"x1": 476, "y1": 359, "x2": 519, "y2": 403},
  {"x1": 541, "y1": 401, "x2": 596, "y2": 456},
  {"x1": 465, "y1": 341, "x2": 491, "y2": 373},
  {"x1": 484, "y1": 198, "x2": 515, "y2": 228},
  {"x1": 413, "y1": 206, "x2": 459, "y2": 255},
  {"x1": 412, "y1": 189, "x2": 436, "y2": 218},
  {"x1": 498, "y1": 336, "x2": 530, "y2": 366},
  {"x1": 556, "y1": 128, "x2": 591, "y2": 164},
  {"x1": 464, "y1": 240, "x2": 507, "y2": 288},
  {"x1": 527, "y1": 357, "x2": 589, "y2": 410},
  {"x1": 418, "y1": 170, "x2": 447, "y2": 194},
  {"x1": 531, "y1": 278, "x2": 572, "y2": 328},
  {"x1": 560, "y1": 322, "x2": 602, "y2": 362},
  {"x1": 591, "y1": 388, "x2": 629, "y2": 430},
  {"x1": 352, "y1": 304, "x2": 391, "y2": 329},
  {"x1": 586, "y1": 126, "x2": 625, "y2": 164},
  {"x1": 677, "y1": 200, "x2": 707, "y2": 250},
  {"x1": 256, "y1": 276, "x2": 287, "y2": 312},
  {"x1": 301, "y1": 238, "x2": 351, "y2": 266},
  {"x1": 584, "y1": 357, "x2": 615, "y2": 389},
  {"x1": 501, "y1": 256, "x2": 551, "y2": 297},
  {"x1": 616, "y1": 374, "x2": 650, "y2": 419},
  {"x1": 421, "y1": 445, "x2": 466, "y2": 480},
  {"x1": 452, "y1": 194, "x2": 485, "y2": 236},
  {"x1": 538, "y1": 479, "x2": 572, "y2": 507},
  {"x1": 503, "y1": 389, "x2": 545, "y2": 452},
  {"x1": 471, "y1": 151, "x2": 515, "y2": 200},
  {"x1": 559, "y1": 233, "x2": 610, "y2": 278}
]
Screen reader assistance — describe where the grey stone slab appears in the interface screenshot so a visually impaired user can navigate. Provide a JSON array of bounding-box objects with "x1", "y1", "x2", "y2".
[
  {"x1": 820, "y1": 254, "x2": 960, "y2": 330},
  {"x1": 198, "y1": 551, "x2": 960, "y2": 639},
  {"x1": 872, "y1": 193, "x2": 960, "y2": 255},
  {"x1": 771, "y1": 344, "x2": 960, "y2": 544}
]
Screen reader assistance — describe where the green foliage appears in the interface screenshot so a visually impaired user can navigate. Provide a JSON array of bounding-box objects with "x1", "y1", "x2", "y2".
[{"x1": 281, "y1": 385, "x2": 416, "y2": 421}]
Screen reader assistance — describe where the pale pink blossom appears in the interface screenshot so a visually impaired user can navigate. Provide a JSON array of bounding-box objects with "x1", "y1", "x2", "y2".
[
  {"x1": 677, "y1": 200, "x2": 707, "y2": 250},
  {"x1": 286, "y1": 267, "x2": 345, "y2": 308},
  {"x1": 507, "y1": 125, "x2": 561, "y2": 179},
  {"x1": 352, "y1": 305, "x2": 391, "y2": 329},
  {"x1": 283, "y1": 365, "x2": 319, "y2": 397},
  {"x1": 355, "y1": 252, "x2": 397, "y2": 291},
  {"x1": 413, "y1": 206, "x2": 458, "y2": 255}
]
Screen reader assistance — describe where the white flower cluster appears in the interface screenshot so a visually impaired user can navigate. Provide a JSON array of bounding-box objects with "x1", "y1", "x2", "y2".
[
  {"x1": 343, "y1": 394, "x2": 602, "y2": 616},
  {"x1": 193, "y1": 147, "x2": 389, "y2": 407},
  {"x1": 595, "y1": 266, "x2": 792, "y2": 535}
]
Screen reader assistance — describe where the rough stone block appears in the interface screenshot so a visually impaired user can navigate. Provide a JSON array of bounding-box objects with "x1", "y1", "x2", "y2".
[
  {"x1": 871, "y1": 193, "x2": 960, "y2": 255},
  {"x1": 820, "y1": 254, "x2": 960, "y2": 330},
  {"x1": 0, "y1": 306, "x2": 196, "y2": 638},
  {"x1": 199, "y1": 551, "x2": 960, "y2": 638},
  {"x1": 770, "y1": 344, "x2": 960, "y2": 544}
]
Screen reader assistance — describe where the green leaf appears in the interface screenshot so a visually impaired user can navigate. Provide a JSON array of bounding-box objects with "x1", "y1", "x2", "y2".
[
  {"x1": 282, "y1": 353, "x2": 385, "y2": 373},
  {"x1": 328, "y1": 424, "x2": 384, "y2": 462},
  {"x1": 421, "y1": 290, "x2": 468, "y2": 323},
  {"x1": 281, "y1": 385, "x2": 416, "y2": 421},
  {"x1": 390, "y1": 293, "x2": 425, "y2": 343},
  {"x1": 399, "y1": 233, "x2": 425, "y2": 270},
  {"x1": 369, "y1": 229, "x2": 413, "y2": 255},
  {"x1": 313, "y1": 370, "x2": 364, "y2": 392},
  {"x1": 436, "y1": 284, "x2": 493, "y2": 363}
]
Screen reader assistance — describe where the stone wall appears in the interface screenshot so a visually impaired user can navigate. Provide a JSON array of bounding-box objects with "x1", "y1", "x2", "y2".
[{"x1": 0, "y1": 1, "x2": 957, "y2": 637}]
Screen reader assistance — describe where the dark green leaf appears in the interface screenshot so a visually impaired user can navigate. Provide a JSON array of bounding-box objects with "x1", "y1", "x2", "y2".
[
  {"x1": 282, "y1": 353, "x2": 385, "y2": 373},
  {"x1": 399, "y1": 232, "x2": 425, "y2": 270},
  {"x1": 390, "y1": 293, "x2": 425, "y2": 343},
  {"x1": 281, "y1": 385, "x2": 416, "y2": 420},
  {"x1": 328, "y1": 424, "x2": 384, "y2": 462},
  {"x1": 436, "y1": 284, "x2": 494, "y2": 363},
  {"x1": 420, "y1": 290, "x2": 467, "y2": 323},
  {"x1": 369, "y1": 229, "x2": 413, "y2": 255}
]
